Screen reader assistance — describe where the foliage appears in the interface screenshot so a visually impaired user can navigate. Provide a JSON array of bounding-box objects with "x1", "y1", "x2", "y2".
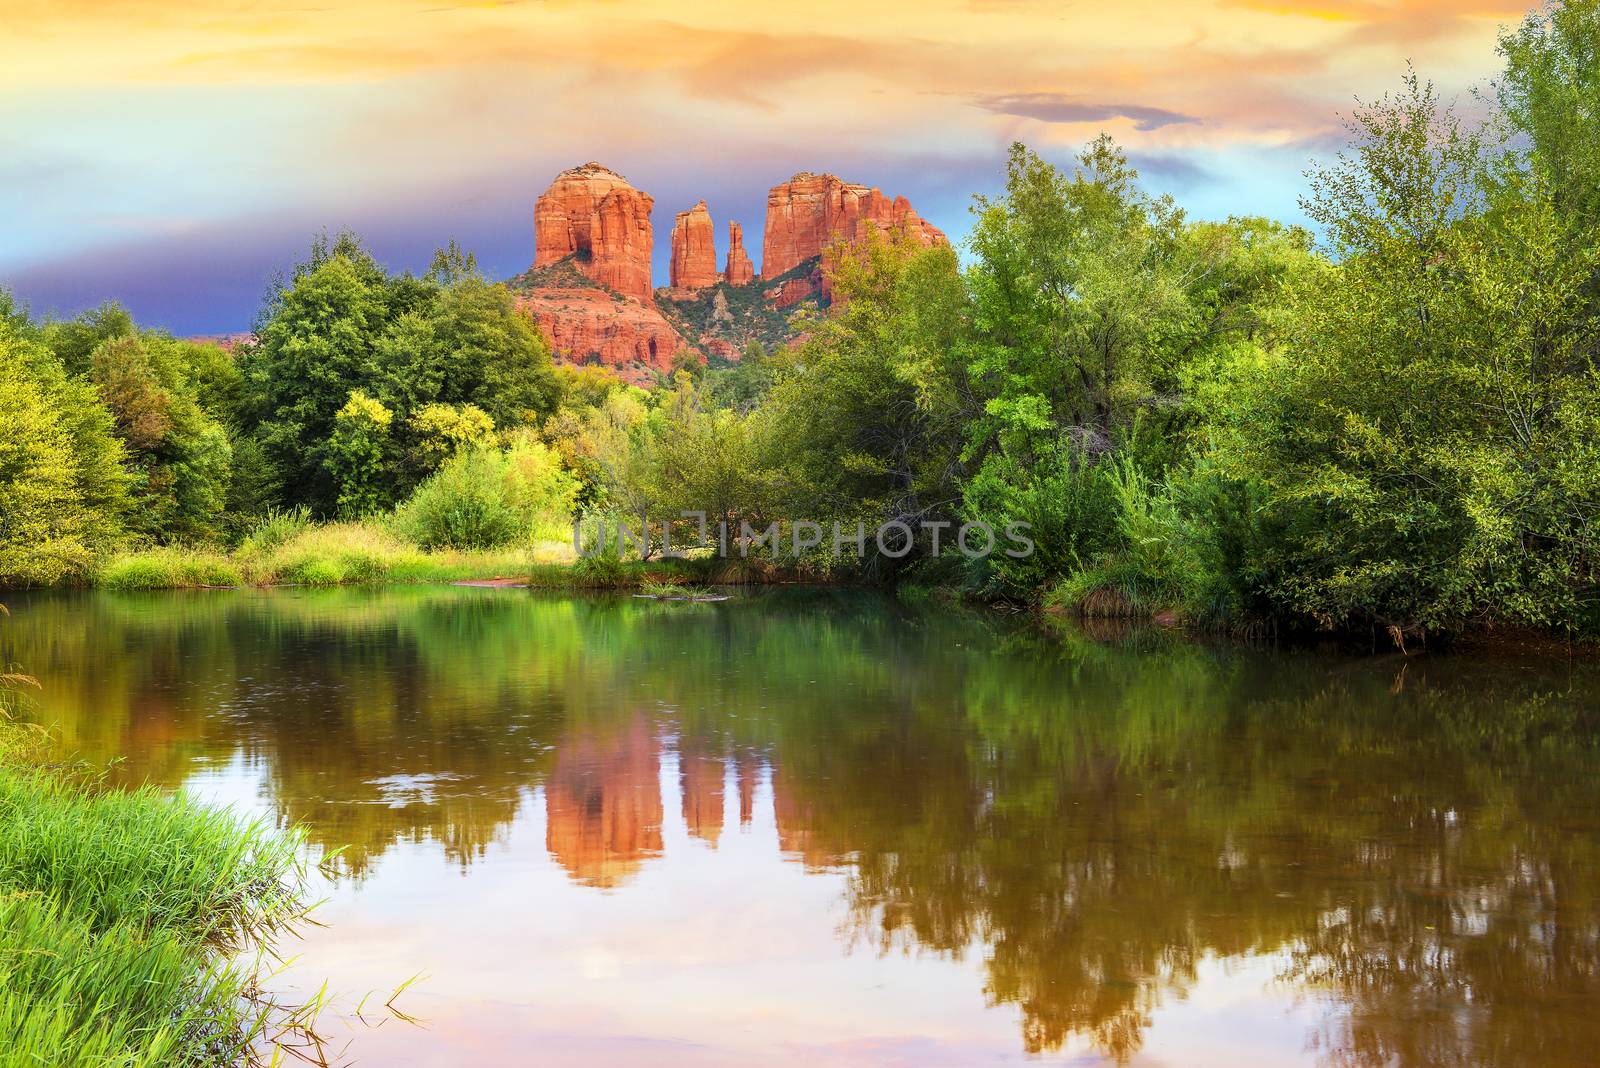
[
  {"x1": 241, "y1": 232, "x2": 558, "y2": 515},
  {"x1": 1210, "y1": 71, "x2": 1600, "y2": 637},
  {"x1": 393, "y1": 435, "x2": 578, "y2": 550},
  {"x1": 86, "y1": 332, "x2": 234, "y2": 544},
  {"x1": 0, "y1": 323, "x2": 130, "y2": 585},
  {"x1": 326, "y1": 389, "x2": 395, "y2": 518},
  {"x1": 758, "y1": 230, "x2": 969, "y2": 571}
]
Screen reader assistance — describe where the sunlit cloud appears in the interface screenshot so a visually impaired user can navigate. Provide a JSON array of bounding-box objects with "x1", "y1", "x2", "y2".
[{"x1": 0, "y1": 0, "x2": 1531, "y2": 332}]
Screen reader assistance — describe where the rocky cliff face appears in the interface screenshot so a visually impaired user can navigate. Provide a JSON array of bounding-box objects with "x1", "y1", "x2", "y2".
[
  {"x1": 520, "y1": 162, "x2": 945, "y2": 379},
  {"x1": 762, "y1": 173, "x2": 946, "y2": 303},
  {"x1": 534, "y1": 162, "x2": 655, "y2": 301},
  {"x1": 520, "y1": 287, "x2": 682, "y2": 384},
  {"x1": 724, "y1": 221, "x2": 755, "y2": 286},
  {"x1": 762, "y1": 172, "x2": 945, "y2": 279},
  {"x1": 669, "y1": 200, "x2": 719, "y2": 290}
]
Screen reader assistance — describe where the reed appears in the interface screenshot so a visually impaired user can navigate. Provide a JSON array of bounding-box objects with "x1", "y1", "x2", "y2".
[{"x1": 0, "y1": 766, "x2": 312, "y2": 1066}]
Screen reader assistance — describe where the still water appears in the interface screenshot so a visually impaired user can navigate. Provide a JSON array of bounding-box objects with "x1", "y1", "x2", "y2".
[{"x1": 5, "y1": 586, "x2": 1600, "y2": 1067}]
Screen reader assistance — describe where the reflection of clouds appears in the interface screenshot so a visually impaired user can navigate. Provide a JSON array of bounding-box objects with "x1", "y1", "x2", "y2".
[{"x1": 367, "y1": 771, "x2": 465, "y2": 807}]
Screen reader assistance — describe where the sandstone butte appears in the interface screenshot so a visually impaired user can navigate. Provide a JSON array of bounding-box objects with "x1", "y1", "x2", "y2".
[
  {"x1": 762, "y1": 172, "x2": 947, "y2": 284},
  {"x1": 533, "y1": 162, "x2": 655, "y2": 301},
  {"x1": 520, "y1": 162, "x2": 944, "y2": 379},
  {"x1": 669, "y1": 200, "x2": 719, "y2": 290},
  {"x1": 724, "y1": 221, "x2": 755, "y2": 286}
]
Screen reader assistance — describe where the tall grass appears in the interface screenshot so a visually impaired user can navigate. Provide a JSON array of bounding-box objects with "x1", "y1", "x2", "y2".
[
  {"x1": 98, "y1": 548, "x2": 244, "y2": 591},
  {"x1": 0, "y1": 767, "x2": 311, "y2": 1066},
  {"x1": 92, "y1": 521, "x2": 574, "y2": 590}
]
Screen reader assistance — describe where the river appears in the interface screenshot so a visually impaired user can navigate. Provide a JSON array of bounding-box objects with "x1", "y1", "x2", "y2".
[{"x1": 4, "y1": 585, "x2": 1598, "y2": 1066}]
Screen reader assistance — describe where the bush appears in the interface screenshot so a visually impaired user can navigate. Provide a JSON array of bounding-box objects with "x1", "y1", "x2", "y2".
[
  {"x1": 960, "y1": 444, "x2": 1120, "y2": 598},
  {"x1": 393, "y1": 436, "x2": 577, "y2": 551}
]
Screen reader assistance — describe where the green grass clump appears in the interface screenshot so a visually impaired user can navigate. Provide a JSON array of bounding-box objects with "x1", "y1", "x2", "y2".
[
  {"x1": 242, "y1": 522, "x2": 423, "y2": 585},
  {"x1": 97, "y1": 549, "x2": 243, "y2": 591},
  {"x1": 88, "y1": 518, "x2": 577, "y2": 592},
  {"x1": 234, "y1": 506, "x2": 313, "y2": 557},
  {"x1": 0, "y1": 767, "x2": 308, "y2": 1066}
]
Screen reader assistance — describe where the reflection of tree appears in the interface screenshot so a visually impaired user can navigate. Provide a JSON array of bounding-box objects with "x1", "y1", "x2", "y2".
[
  {"x1": 8, "y1": 587, "x2": 1600, "y2": 1065},
  {"x1": 795, "y1": 634, "x2": 1600, "y2": 1067}
]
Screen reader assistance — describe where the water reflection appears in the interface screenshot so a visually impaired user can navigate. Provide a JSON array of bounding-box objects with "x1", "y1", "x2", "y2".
[{"x1": 4, "y1": 587, "x2": 1600, "y2": 1066}]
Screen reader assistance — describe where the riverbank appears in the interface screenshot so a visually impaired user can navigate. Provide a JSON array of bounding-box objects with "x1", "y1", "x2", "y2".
[
  {"x1": 75, "y1": 521, "x2": 823, "y2": 593},
  {"x1": 91, "y1": 521, "x2": 574, "y2": 591},
  {"x1": 23, "y1": 527, "x2": 1600, "y2": 657},
  {"x1": 0, "y1": 718, "x2": 313, "y2": 1065}
]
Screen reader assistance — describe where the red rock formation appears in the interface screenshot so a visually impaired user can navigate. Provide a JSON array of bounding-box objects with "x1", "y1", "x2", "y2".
[
  {"x1": 534, "y1": 162, "x2": 655, "y2": 300},
  {"x1": 770, "y1": 275, "x2": 817, "y2": 310},
  {"x1": 519, "y1": 287, "x2": 683, "y2": 385},
  {"x1": 669, "y1": 200, "x2": 719, "y2": 290},
  {"x1": 724, "y1": 221, "x2": 755, "y2": 286},
  {"x1": 762, "y1": 172, "x2": 946, "y2": 293}
]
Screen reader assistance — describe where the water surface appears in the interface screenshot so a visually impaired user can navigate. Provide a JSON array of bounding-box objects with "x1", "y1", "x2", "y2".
[{"x1": 5, "y1": 586, "x2": 1599, "y2": 1067}]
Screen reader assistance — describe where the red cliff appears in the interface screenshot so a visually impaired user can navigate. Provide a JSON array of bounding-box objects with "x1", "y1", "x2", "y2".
[
  {"x1": 519, "y1": 287, "x2": 682, "y2": 384},
  {"x1": 534, "y1": 162, "x2": 655, "y2": 301},
  {"x1": 762, "y1": 173, "x2": 946, "y2": 302},
  {"x1": 669, "y1": 200, "x2": 719, "y2": 290},
  {"x1": 724, "y1": 221, "x2": 755, "y2": 286}
]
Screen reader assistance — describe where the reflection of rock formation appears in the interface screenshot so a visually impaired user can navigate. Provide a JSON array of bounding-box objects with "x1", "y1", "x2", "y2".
[
  {"x1": 736, "y1": 752, "x2": 760, "y2": 826},
  {"x1": 543, "y1": 735, "x2": 769, "y2": 881},
  {"x1": 772, "y1": 768, "x2": 846, "y2": 870},
  {"x1": 544, "y1": 718, "x2": 664, "y2": 888},
  {"x1": 678, "y1": 746, "x2": 725, "y2": 846}
]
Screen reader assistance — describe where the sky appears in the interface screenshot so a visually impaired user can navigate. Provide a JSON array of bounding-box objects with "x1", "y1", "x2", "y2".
[{"x1": 0, "y1": 0, "x2": 1533, "y2": 335}]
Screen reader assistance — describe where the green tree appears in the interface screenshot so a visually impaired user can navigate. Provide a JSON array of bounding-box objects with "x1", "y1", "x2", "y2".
[
  {"x1": 963, "y1": 139, "x2": 1192, "y2": 468},
  {"x1": 1212, "y1": 71, "x2": 1600, "y2": 639},
  {"x1": 245, "y1": 234, "x2": 558, "y2": 514},
  {"x1": 243, "y1": 237, "x2": 391, "y2": 513},
  {"x1": 759, "y1": 229, "x2": 968, "y2": 564},
  {"x1": 0, "y1": 326, "x2": 129, "y2": 584},
  {"x1": 326, "y1": 390, "x2": 395, "y2": 518},
  {"x1": 83, "y1": 331, "x2": 233, "y2": 544}
]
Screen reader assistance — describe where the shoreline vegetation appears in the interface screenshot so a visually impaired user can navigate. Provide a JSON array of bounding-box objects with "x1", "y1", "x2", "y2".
[
  {"x1": 4, "y1": 1, "x2": 1600, "y2": 650},
  {"x1": 0, "y1": 670, "x2": 317, "y2": 1066}
]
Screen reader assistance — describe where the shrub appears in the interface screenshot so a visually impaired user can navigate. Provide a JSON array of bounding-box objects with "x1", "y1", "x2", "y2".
[
  {"x1": 960, "y1": 444, "x2": 1119, "y2": 598},
  {"x1": 393, "y1": 437, "x2": 577, "y2": 550}
]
